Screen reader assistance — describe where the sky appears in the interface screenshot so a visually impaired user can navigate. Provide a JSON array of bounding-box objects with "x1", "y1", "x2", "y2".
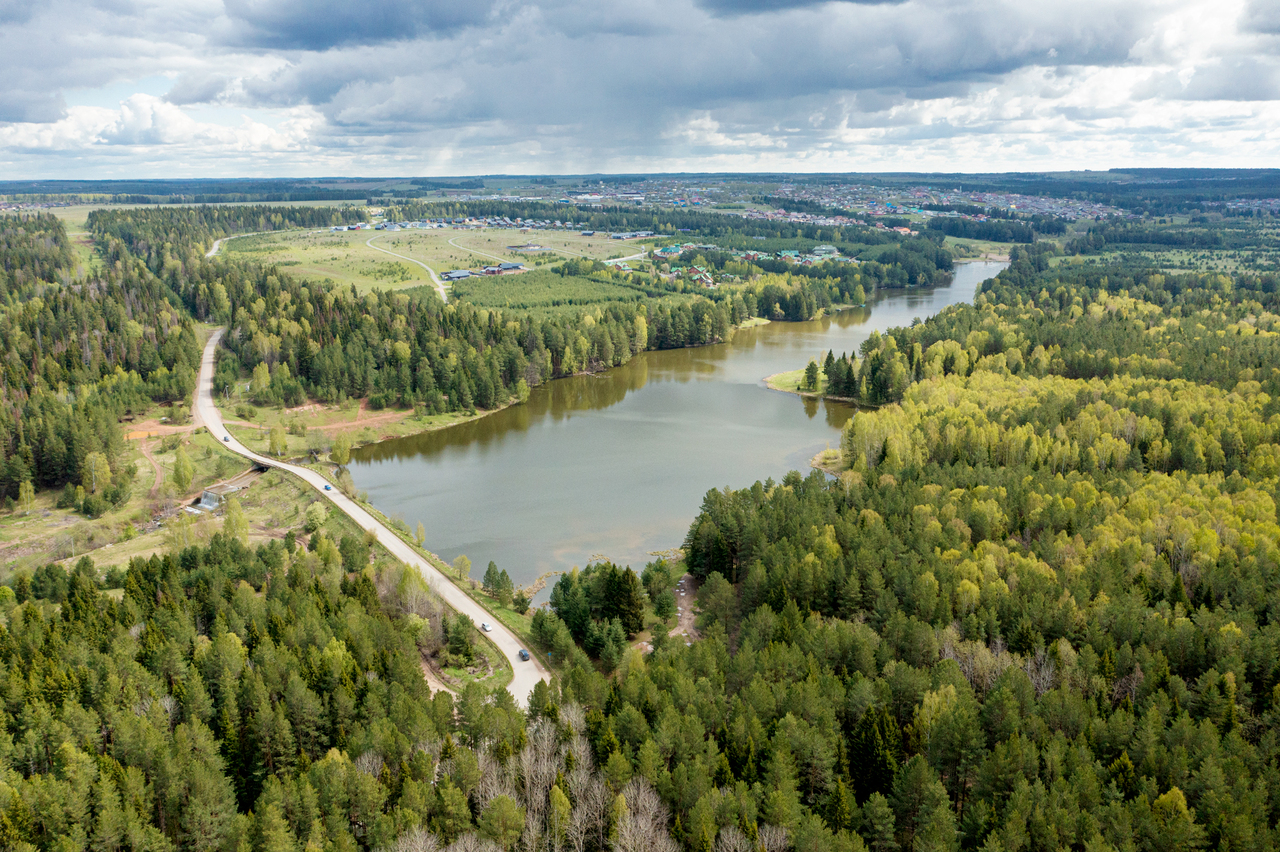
[{"x1": 1, "y1": 0, "x2": 1278, "y2": 178}]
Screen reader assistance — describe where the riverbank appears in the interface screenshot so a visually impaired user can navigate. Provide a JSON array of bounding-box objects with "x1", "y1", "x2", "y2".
[
  {"x1": 347, "y1": 260, "x2": 1010, "y2": 594},
  {"x1": 225, "y1": 314, "x2": 783, "y2": 459}
]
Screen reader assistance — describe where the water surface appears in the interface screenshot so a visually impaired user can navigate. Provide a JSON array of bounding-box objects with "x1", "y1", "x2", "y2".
[{"x1": 352, "y1": 261, "x2": 1007, "y2": 589}]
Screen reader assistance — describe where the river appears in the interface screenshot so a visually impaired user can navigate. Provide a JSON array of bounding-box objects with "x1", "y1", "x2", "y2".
[{"x1": 351, "y1": 260, "x2": 1008, "y2": 591}]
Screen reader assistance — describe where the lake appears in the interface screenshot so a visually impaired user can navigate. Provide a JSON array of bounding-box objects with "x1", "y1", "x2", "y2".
[{"x1": 351, "y1": 260, "x2": 1008, "y2": 591}]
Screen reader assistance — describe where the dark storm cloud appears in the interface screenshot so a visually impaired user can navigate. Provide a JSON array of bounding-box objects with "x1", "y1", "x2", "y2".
[{"x1": 218, "y1": 0, "x2": 497, "y2": 49}]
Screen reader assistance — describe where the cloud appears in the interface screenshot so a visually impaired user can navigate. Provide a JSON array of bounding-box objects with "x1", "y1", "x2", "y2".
[
  {"x1": 1243, "y1": 0, "x2": 1280, "y2": 33},
  {"x1": 0, "y1": 90, "x2": 67, "y2": 124},
  {"x1": 694, "y1": 0, "x2": 901, "y2": 14},
  {"x1": 217, "y1": 0, "x2": 497, "y2": 49},
  {"x1": 164, "y1": 73, "x2": 230, "y2": 105},
  {"x1": 0, "y1": 0, "x2": 1277, "y2": 176}
]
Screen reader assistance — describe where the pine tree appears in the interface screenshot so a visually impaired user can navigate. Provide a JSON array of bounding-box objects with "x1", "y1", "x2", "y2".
[
  {"x1": 863, "y1": 792, "x2": 898, "y2": 852},
  {"x1": 804, "y1": 358, "x2": 820, "y2": 391}
]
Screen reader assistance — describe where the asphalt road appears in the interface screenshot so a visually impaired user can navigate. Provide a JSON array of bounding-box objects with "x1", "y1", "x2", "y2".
[{"x1": 193, "y1": 329, "x2": 550, "y2": 706}]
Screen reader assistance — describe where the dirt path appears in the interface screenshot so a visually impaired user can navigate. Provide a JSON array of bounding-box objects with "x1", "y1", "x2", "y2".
[
  {"x1": 139, "y1": 440, "x2": 165, "y2": 497},
  {"x1": 670, "y1": 573, "x2": 701, "y2": 643},
  {"x1": 419, "y1": 654, "x2": 459, "y2": 699},
  {"x1": 366, "y1": 234, "x2": 447, "y2": 302}
]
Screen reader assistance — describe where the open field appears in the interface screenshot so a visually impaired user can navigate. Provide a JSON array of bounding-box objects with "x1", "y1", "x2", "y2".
[
  {"x1": 218, "y1": 227, "x2": 651, "y2": 293},
  {"x1": 216, "y1": 396, "x2": 492, "y2": 458},
  {"x1": 943, "y1": 235, "x2": 1015, "y2": 260},
  {"x1": 446, "y1": 268, "x2": 667, "y2": 312},
  {"x1": 219, "y1": 229, "x2": 437, "y2": 293}
]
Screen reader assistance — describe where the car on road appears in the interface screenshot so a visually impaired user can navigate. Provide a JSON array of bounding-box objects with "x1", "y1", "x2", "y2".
[
  {"x1": 518, "y1": 649, "x2": 530, "y2": 661},
  {"x1": 324, "y1": 484, "x2": 332, "y2": 491},
  {"x1": 481, "y1": 622, "x2": 492, "y2": 632},
  {"x1": 223, "y1": 436, "x2": 230, "y2": 442}
]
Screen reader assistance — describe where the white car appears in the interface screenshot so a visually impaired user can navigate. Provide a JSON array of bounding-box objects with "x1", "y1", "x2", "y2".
[{"x1": 481, "y1": 622, "x2": 493, "y2": 632}]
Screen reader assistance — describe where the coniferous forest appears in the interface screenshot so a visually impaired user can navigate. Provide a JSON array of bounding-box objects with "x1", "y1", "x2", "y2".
[{"x1": 1, "y1": 202, "x2": 1280, "y2": 852}]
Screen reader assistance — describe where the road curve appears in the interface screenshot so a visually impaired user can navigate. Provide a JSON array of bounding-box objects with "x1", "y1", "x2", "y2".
[
  {"x1": 366, "y1": 235, "x2": 448, "y2": 303},
  {"x1": 194, "y1": 329, "x2": 550, "y2": 706},
  {"x1": 206, "y1": 230, "x2": 273, "y2": 259}
]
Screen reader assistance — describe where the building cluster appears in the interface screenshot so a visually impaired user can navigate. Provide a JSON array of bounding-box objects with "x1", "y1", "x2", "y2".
[
  {"x1": 768, "y1": 183, "x2": 1123, "y2": 221},
  {"x1": 441, "y1": 261, "x2": 526, "y2": 282},
  {"x1": 655, "y1": 241, "x2": 857, "y2": 288}
]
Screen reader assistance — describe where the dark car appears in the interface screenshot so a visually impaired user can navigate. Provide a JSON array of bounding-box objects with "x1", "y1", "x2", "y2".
[
  {"x1": 324, "y1": 484, "x2": 332, "y2": 491},
  {"x1": 223, "y1": 436, "x2": 230, "y2": 442},
  {"x1": 518, "y1": 649, "x2": 530, "y2": 661}
]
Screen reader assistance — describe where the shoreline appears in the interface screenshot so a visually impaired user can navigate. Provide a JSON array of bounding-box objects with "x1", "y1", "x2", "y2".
[
  {"x1": 953, "y1": 253, "x2": 1011, "y2": 263},
  {"x1": 335, "y1": 315, "x2": 776, "y2": 454}
]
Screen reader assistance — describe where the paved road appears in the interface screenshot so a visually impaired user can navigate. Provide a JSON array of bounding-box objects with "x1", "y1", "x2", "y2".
[
  {"x1": 366, "y1": 235, "x2": 448, "y2": 302},
  {"x1": 194, "y1": 330, "x2": 549, "y2": 706}
]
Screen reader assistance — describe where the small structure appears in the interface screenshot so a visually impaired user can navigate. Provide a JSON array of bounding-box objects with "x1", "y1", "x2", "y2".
[
  {"x1": 444, "y1": 270, "x2": 472, "y2": 281},
  {"x1": 197, "y1": 483, "x2": 240, "y2": 511}
]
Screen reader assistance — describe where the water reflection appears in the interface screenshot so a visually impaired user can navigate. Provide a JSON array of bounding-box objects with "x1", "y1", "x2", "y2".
[{"x1": 352, "y1": 261, "x2": 1007, "y2": 589}]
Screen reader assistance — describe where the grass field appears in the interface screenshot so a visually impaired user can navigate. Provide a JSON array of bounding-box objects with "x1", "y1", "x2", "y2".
[
  {"x1": 216, "y1": 227, "x2": 652, "y2": 294},
  {"x1": 943, "y1": 235, "x2": 1016, "y2": 260},
  {"x1": 447, "y1": 268, "x2": 657, "y2": 311},
  {"x1": 220, "y1": 229, "x2": 437, "y2": 293},
  {"x1": 765, "y1": 367, "x2": 827, "y2": 395},
  {"x1": 217, "y1": 398, "x2": 489, "y2": 458}
]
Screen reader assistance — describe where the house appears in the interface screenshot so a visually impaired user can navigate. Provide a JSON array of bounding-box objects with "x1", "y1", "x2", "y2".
[
  {"x1": 499, "y1": 262, "x2": 524, "y2": 271},
  {"x1": 444, "y1": 270, "x2": 472, "y2": 281}
]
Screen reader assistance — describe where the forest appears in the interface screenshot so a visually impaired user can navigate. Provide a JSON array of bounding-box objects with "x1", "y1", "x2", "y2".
[
  {"x1": 7, "y1": 202, "x2": 1280, "y2": 851},
  {"x1": 677, "y1": 248, "x2": 1280, "y2": 851},
  {"x1": 0, "y1": 214, "x2": 201, "y2": 503}
]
